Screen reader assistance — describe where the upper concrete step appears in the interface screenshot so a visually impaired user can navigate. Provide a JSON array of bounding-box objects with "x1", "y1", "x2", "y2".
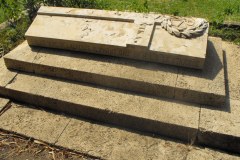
[
  {"x1": 4, "y1": 37, "x2": 226, "y2": 107},
  {"x1": 25, "y1": 6, "x2": 208, "y2": 69}
]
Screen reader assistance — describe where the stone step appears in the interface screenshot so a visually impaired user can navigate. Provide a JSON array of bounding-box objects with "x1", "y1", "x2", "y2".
[
  {"x1": 4, "y1": 37, "x2": 226, "y2": 107},
  {"x1": 1, "y1": 70, "x2": 201, "y2": 142},
  {"x1": 1, "y1": 102, "x2": 239, "y2": 159},
  {"x1": 25, "y1": 6, "x2": 209, "y2": 69}
]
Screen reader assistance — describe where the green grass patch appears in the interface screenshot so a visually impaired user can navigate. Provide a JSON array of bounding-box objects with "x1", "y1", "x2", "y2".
[
  {"x1": 96, "y1": 0, "x2": 240, "y2": 22},
  {"x1": 0, "y1": 7, "x2": 5, "y2": 23},
  {"x1": 1, "y1": 0, "x2": 240, "y2": 55},
  {"x1": 0, "y1": 16, "x2": 30, "y2": 53}
]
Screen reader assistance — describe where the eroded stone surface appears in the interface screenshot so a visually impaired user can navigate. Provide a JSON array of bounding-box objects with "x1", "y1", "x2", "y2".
[
  {"x1": 4, "y1": 38, "x2": 225, "y2": 106},
  {"x1": 4, "y1": 41, "x2": 178, "y2": 99},
  {"x1": 186, "y1": 148, "x2": 240, "y2": 160},
  {"x1": 222, "y1": 41, "x2": 240, "y2": 100},
  {"x1": 57, "y1": 118, "x2": 192, "y2": 160},
  {"x1": 25, "y1": 6, "x2": 208, "y2": 69},
  {"x1": 1, "y1": 102, "x2": 238, "y2": 159},
  {"x1": 5, "y1": 73, "x2": 200, "y2": 141},
  {"x1": 3, "y1": 41, "x2": 40, "y2": 73},
  {"x1": 0, "y1": 103, "x2": 70, "y2": 144},
  {"x1": 0, "y1": 97, "x2": 9, "y2": 111},
  {"x1": 175, "y1": 37, "x2": 225, "y2": 106},
  {"x1": 0, "y1": 58, "x2": 17, "y2": 95},
  {"x1": 199, "y1": 99, "x2": 240, "y2": 153},
  {"x1": 198, "y1": 39, "x2": 240, "y2": 153},
  {"x1": 57, "y1": 117, "x2": 240, "y2": 160}
]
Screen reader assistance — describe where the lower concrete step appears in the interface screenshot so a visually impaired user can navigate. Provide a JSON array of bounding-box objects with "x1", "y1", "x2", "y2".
[
  {"x1": 1, "y1": 71, "x2": 201, "y2": 142},
  {"x1": 4, "y1": 37, "x2": 226, "y2": 107},
  {"x1": 0, "y1": 102, "x2": 239, "y2": 159}
]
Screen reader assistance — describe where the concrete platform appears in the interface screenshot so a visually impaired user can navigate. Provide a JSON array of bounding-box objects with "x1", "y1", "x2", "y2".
[
  {"x1": 0, "y1": 102, "x2": 239, "y2": 159},
  {"x1": 0, "y1": 103, "x2": 70, "y2": 144},
  {"x1": 197, "y1": 41, "x2": 240, "y2": 153},
  {"x1": 2, "y1": 72, "x2": 200, "y2": 142},
  {"x1": 4, "y1": 37, "x2": 226, "y2": 107},
  {"x1": 25, "y1": 6, "x2": 208, "y2": 69},
  {"x1": 0, "y1": 39, "x2": 239, "y2": 155}
]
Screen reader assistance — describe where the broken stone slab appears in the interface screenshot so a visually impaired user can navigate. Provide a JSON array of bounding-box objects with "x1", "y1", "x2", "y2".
[
  {"x1": 3, "y1": 72, "x2": 200, "y2": 142},
  {"x1": 25, "y1": 6, "x2": 208, "y2": 69},
  {"x1": 0, "y1": 58, "x2": 17, "y2": 96},
  {"x1": 0, "y1": 97, "x2": 9, "y2": 112},
  {"x1": 0, "y1": 103, "x2": 70, "y2": 144},
  {"x1": 4, "y1": 37, "x2": 225, "y2": 107}
]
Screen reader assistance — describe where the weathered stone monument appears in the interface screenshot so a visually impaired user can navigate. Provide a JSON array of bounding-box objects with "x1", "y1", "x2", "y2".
[
  {"x1": 25, "y1": 6, "x2": 208, "y2": 69},
  {"x1": 2, "y1": 6, "x2": 238, "y2": 156}
]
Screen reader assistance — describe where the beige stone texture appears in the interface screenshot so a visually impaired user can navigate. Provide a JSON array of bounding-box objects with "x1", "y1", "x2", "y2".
[
  {"x1": 4, "y1": 38, "x2": 225, "y2": 106},
  {"x1": 57, "y1": 117, "x2": 240, "y2": 160},
  {"x1": 186, "y1": 148, "x2": 240, "y2": 160},
  {"x1": 0, "y1": 103, "x2": 70, "y2": 144},
  {"x1": 0, "y1": 97, "x2": 9, "y2": 111},
  {"x1": 4, "y1": 72, "x2": 200, "y2": 141},
  {"x1": 0, "y1": 58, "x2": 17, "y2": 95},
  {"x1": 1, "y1": 102, "x2": 238, "y2": 159},
  {"x1": 222, "y1": 41, "x2": 240, "y2": 100},
  {"x1": 198, "y1": 41, "x2": 240, "y2": 153},
  {"x1": 25, "y1": 6, "x2": 208, "y2": 69},
  {"x1": 3, "y1": 41, "x2": 40, "y2": 72},
  {"x1": 4, "y1": 41, "x2": 178, "y2": 99},
  {"x1": 175, "y1": 37, "x2": 226, "y2": 106},
  {"x1": 57, "y1": 118, "x2": 192, "y2": 160}
]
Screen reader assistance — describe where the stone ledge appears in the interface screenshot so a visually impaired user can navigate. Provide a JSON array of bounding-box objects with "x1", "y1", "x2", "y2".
[
  {"x1": 4, "y1": 37, "x2": 225, "y2": 107},
  {"x1": 2, "y1": 72, "x2": 200, "y2": 142}
]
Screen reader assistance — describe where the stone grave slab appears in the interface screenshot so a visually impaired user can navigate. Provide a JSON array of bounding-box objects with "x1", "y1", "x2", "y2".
[{"x1": 25, "y1": 6, "x2": 209, "y2": 69}]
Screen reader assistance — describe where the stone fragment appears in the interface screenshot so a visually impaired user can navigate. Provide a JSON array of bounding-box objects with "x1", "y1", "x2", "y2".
[{"x1": 0, "y1": 103, "x2": 70, "y2": 144}]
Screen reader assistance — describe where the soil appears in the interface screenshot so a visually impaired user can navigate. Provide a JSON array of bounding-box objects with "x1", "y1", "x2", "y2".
[{"x1": 0, "y1": 131, "x2": 95, "y2": 160}]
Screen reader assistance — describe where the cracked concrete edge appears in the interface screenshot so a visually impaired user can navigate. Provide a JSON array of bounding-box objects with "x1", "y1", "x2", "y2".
[
  {"x1": 0, "y1": 102, "x2": 73, "y2": 145},
  {"x1": 0, "y1": 97, "x2": 11, "y2": 114},
  {"x1": 53, "y1": 119, "x2": 72, "y2": 144}
]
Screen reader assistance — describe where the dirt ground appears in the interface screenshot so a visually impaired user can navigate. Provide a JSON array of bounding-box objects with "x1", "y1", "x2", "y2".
[{"x1": 0, "y1": 131, "x2": 95, "y2": 160}]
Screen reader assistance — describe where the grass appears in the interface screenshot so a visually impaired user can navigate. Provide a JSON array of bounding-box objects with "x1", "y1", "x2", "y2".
[
  {"x1": 95, "y1": 0, "x2": 240, "y2": 44},
  {"x1": 0, "y1": 8, "x2": 5, "y2": 23},
  {"x1": 97, "y1": 0, "x2": 240, "y2": 23},
  {"x1": 0, "y1": 16, "x2": 30, "y2": 53},
  {"x1": 0, "y1": 0, "x2": 240, "y2": 55}
]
